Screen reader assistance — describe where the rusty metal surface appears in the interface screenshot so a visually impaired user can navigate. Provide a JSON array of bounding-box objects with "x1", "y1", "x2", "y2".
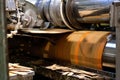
[{"x1": 44, "y1": 31, "x2": 110, "y2": 69}]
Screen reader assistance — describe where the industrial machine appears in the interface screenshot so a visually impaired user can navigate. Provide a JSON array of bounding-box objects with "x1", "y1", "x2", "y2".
[{"x1": 6, "y1": 0, "x2": 119, "y2": 79}]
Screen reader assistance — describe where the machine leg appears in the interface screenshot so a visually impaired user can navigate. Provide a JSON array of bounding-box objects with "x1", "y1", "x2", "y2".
[{"x1": 0, "y1": 0, "x2": 9, "y2": 80}]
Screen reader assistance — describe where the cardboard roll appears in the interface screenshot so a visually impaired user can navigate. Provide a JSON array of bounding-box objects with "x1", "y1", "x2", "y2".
[{"x1": 43, "y1": 31, "x2": 111, "y2": 69}]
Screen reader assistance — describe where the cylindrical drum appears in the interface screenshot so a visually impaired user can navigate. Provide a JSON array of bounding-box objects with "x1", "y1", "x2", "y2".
[
  {"x1": 70, "y1": 0, "x2": 113, "y2": 23},
  {"x1": 35, "y1": 0, "x2": 64, "y2": 26},
  {"x1": 43, "y1": 31, "x2": 113, "y2": 69},
  {"x1": 34, "y1": 0, "x2": 114, "y2": 29},
  {"x1": 65, "y1": 0, "x2": 114, "y2": 29}
]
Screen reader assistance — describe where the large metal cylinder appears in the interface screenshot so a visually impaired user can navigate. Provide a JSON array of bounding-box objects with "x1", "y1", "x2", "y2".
[
  {"x1": 34, "y1": 0, "x2": 114, "y2": 29},
  {"x1": 70, "y1": 0, "x2": 113, "y2": 23},
  {"x1": 35, "y1": 0, "x2": 64, "y2": 26},
  {"x1": 65, "y1": 0, "x2": 114, "y2": 29},
  {"x1": 42, "y1": 31, "x2": 115, "y2": 69}
]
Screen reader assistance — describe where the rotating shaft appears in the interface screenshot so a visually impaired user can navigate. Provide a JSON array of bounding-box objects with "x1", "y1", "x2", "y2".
[{"x1": 35, "y1": 0, "x2": 114, "y2": 29}]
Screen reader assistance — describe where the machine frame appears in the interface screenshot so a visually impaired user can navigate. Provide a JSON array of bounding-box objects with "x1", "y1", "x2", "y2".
[
  {"x1": 0, "y1": 0, "x2": 9, "y2": 80},
  {"x1": 111, "y1": 1, "x2": 120, "y2": 80},
  {"x1": 1, "y1": 0, "x2": 120, "y2": 80}
]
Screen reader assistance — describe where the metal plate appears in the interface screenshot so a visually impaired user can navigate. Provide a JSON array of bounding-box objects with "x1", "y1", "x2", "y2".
[{"x1": 19, "y1": 28, "x2": 73, "y2": 34}]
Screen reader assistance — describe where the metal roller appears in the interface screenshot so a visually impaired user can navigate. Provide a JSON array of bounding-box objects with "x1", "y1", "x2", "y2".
[
  {"x1": 60, "y1": 0, "x2": 75, "y2": 30},
  {"x1": 65, "y1": 0, "x2": 83, "y2": 29},
  {"x1": 43, "y1": 31, "x2": 115, "y2": 69},
  {"x1": 35, "y1": 0, "x2": 64, "y2": 26},
  {"x1": 35, "y1": 0, "x2": 75, "y2": 28},
  {"x1": 103, "y1": 40, "x2": 116, "y2": 68},
  {"x1": 65, "y1": 0, "x2": 114, "y2": 29},
  {"x1": 72, "y1": 0, "x2": 113, "y2": 24},
  {"x1": 49, "y1": 0, "x2": 64, "y2": 26},
  {"x1": 34, "y1": 0, "x2": 114, "y2": 29},
  {"x1": 49, "y1": 0, "x2": 58, "y2": 26}
]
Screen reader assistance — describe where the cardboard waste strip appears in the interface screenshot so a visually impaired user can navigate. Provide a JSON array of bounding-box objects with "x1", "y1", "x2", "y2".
[
  {"x1": 45, "y1": 64, "x2": 112, "y2": 79},
  {"x1": 9, "y1": 63, "x2": 35, "y2": 80}
]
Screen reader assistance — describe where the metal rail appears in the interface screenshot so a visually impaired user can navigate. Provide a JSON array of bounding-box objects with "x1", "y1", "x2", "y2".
[{"x1": 0, "y1": 0, "x2": 9, "y2": 80}]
